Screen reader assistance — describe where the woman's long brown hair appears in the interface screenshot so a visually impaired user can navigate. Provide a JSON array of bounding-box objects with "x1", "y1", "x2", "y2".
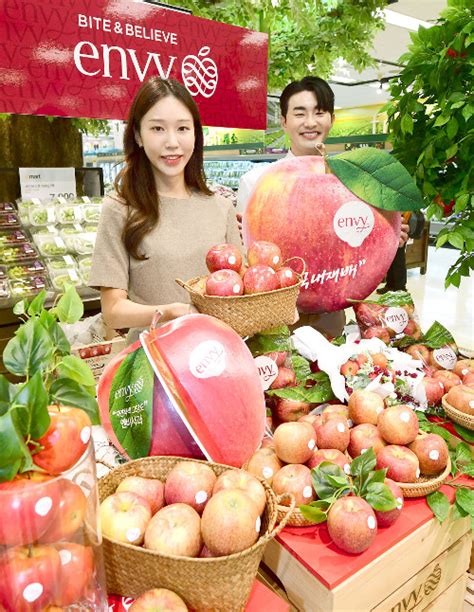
[{"x1": 115, "y1": 78, "x2": 212, "y2": 260}]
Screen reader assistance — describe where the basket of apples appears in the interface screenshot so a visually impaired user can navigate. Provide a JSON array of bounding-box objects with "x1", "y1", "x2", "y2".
[
  {"x1": 176, "y1": 240, "x2": 302, "y2": 337},
  {"x1": 0, "y1": 286, "x2": 106, "y2": 611},
  {"x1": 98, "y1": 455, "x2": 295, "y2": 612}
]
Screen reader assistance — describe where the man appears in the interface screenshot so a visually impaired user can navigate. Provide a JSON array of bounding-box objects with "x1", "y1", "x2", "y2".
[{"x1": 237, "y1": 76, "x2": 410, "y2": 336}]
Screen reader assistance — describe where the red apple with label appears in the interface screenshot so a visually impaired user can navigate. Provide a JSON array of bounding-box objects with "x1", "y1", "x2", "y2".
[
  {"x1": 446, "y1": 384, "x2": 474, "y2": 415},
  {"x1": 374, "y1": 479, "x2": 403, "y2": 527},
  {"x1": 206, "y1": 243, "x2": 242, "y2": 273},
  {"x1": 213, "y1": 469, "x2": 266, "y2": 516},
  {"x1": 377, "y1": 405, "x2": 419, "y2": 445},
  {"x1": 243, "y1": 264, "x2": 280, "y2": 294},
  {"x1": 130, "y1": 588, "x2": 188, "y2": 611},
  {"x1": 454, "y1": 359, "x2": 474, "y2": 378},
  {"x1": 201, "y1": 490, "x2": 260, "y2": 556},
  {"x1": 316, "y1": 418, "x2": 350, "y2": 452},
  {"x1": 432, "y1": 370, "x2": 461, "y2": 393},
  {"x1": 273, "y1": 421, "x2": 316, "y2": 464},
  {"x1": 164, "y1": 461, "x2": 216, "y2": 515},
  {"x1": 306, "y1": 448, "x2": 351, "y2": 474},
  {"x1": 376, "y1": 445, "x2": 420, "y2": 482},
  {"x1": 0, "y1": 476, "x2": 60, "y2": 546},
  {"x1": 205, "y1": 269, "x2": 244, "y2": 296},
  {"x1": 33, "y1": 406, "x2": 92, "y2": 475},
  {"x1": 408, "y1": 434, "x2": 449, "y2": 476},
  {"x1": 422, "y1": 376, "x2": 445, "y2": 406},
  {"x1": 272, "y1": 464, "x2": 315, "y2": 505},
  {"x1": 340, "y1": 360, "x2": 359, "y2": 377},
  {"x1": 277, "y1": 266, "x2": 299, "y2": 287},
  {"x1": 100, "y1": 491, "x2": 152, "y2": 546},
  {"x1": 348, "y1": 390, "x2": 385, "y2": 425},
  {"x1": 463, "y1": 372, "x2": 474, "y2": 385},
  {"x1": 327, "y1": 496, "x2": 377, "y2": 554},
  {"x1": 322, "y1": 404, "x2": 349, "y2": 423},
  {"x1": 274, "y1": 397, "x2": 311, "y2": 422},
  {"x1": 0, "y1": 545, "x2": 61, "y2": 612},
  {"x1": 348, "y1": 424, "x2": 386, "y2": 458},
  {"x1": 245, "y1": 447, "x2": 284, "y2": 485},
  {"x1": 144, "y1": 503, "x2": 202, "y2": 557},
  {"x1": 270, "y1": 366, "x2": 296, "y2": 390},
  {"x1": 52, "y1": 543, "x2": 94, "y2": 606},
  {"x1": 39, "y1": 479, "x2": 87, "y2": 543},
  {"x1": 247, "y1": 240, "x2": 282, "y2": 270},
  {"x1": 405, "y1": 344, "x2": 430, "y2": 363},
  {"x1": 116, "y1": 476, "x2": 164, "y2": 515}
]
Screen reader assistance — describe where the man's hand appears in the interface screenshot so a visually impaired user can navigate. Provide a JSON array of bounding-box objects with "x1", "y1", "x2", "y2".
[{"x1": 399, "y1": 223, "x2": 409, "y2": 248}]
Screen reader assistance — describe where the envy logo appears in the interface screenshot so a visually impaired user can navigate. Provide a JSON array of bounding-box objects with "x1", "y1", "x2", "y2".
[
  {"x1": 254, "y1": 355, "x2": 278, "y2": 390},
  {"x1": 189, "y1": 340, "x2": 226, "y2": 379},
  {"x1": 182, "y1": 47, "x2": 218, "y2": 98},
  {"x1": 333, "y1": 201, "x2": 375, "y2": 247}
]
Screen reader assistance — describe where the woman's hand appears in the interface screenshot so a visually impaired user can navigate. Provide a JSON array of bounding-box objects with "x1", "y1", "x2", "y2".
[{"x1": 399, "y1": 222, "x2": 409, "y2": 248}]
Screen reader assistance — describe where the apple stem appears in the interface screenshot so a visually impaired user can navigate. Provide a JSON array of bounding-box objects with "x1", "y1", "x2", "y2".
[{"x1": 28, "y1": 544, "x2": 33, "y2": 558}]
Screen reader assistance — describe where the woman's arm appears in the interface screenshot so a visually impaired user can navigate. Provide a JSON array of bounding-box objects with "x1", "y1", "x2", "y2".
[{"x1": 100, "y1": 287, "x2": 193, "y2": 330}]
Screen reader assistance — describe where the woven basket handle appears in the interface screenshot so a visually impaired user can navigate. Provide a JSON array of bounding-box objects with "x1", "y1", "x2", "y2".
[
  {"x1": 283, "y1": 256, "x2": 307, "y2": 276},
  {"x1": 262, "y1": 493, "x2": 296, "y2": 542},
  {"x1": 175, "y1": 278, "x2": 196, "y2": 293}
]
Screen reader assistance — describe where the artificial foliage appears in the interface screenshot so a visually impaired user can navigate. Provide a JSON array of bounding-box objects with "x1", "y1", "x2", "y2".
[{"x1": 384, "y1": 0, "x2": 473, "y2": 288}]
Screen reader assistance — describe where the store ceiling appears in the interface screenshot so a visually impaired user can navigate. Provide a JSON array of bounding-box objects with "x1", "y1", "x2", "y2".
[{"x1": 330, "y1": 0, "x2": 446, "y2": 109}]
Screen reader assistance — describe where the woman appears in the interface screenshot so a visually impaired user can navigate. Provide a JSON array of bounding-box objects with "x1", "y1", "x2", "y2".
[{"x1": 89, "y1": 78, "x2": 242, "y2": 342}]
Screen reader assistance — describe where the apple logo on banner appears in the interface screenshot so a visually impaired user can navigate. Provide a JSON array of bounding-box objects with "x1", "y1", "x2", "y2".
[
  {"x1": 333, "y1": 201, "x2": 375, "y2": 247},
  {"x1": 182, "y1": 47, "x2": 218, "y2": 98},
  {"x1": 189, "y1": 340, "x2": 226, "y2": 379}
]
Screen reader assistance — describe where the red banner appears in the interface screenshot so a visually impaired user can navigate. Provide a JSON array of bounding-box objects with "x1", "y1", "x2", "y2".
[{"x1": 0, "y1": 0, "x2": 268, "y2": 128}]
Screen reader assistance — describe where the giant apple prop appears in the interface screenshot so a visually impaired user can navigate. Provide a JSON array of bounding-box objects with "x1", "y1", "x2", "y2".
[
  {"x1": 243, "y1": 156, "x2": 401, "y2": 313},
  {"x1": 98, "y1": 314, "x2": 265, "y2": 467}
]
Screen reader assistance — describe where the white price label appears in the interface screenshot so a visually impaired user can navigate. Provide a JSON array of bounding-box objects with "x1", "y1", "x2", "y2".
[{"x1": 20, "y1": 168, "x2": 76, "y2": 200}]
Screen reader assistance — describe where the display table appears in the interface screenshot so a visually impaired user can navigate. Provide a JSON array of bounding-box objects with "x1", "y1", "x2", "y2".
[{"x1": 263, "y1": 479, "x2": 471, "y2": 611}]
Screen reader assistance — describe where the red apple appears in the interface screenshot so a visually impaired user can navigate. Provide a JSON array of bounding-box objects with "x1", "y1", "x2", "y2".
[
  {"x1": 164, "y1": 461, "x2": 216, "y2": 515},
  {"x1": 99, "y1": 491, "x2": 152, "y2": 545},
  {"x1": 243, "y1": 264, "x2": 280, "y2": 294},
  {"x1": 403, "y1": 319, "x2": 421, "y2": 340},
  {"x1": 454, "y1": 359, "x2": 474, "y2": 378},
  {"x1": 39, "y1": 479, "x2": 87, "y2": 543},
  {"x1": 270, "y1": 366, "x2": 296, "y2": 389},
  {"x1": 277, "y1": 266, "x2": 299, "y2": 288},
  {"x1": 0, "y1": 545, "x2": 61, "y2": 611},
  {"x1": 377, "y1": 405, "x2": 419, "y2": 445},
  {"x1": 316, "y1": 418, "x2": 350, "y2": 452},
  {"x1": 348, "y1": 390, "x2": 385, "y2": 425},
  {"x1": 273, "y1": 421, "x2": 317, "y2": 464},
  {"x1": 371, "y1": 352, "x2": 388, "y2": 369},
  {"x1": 363, "y1": 327, "x2": 391, "y2": 343},
  {"x1": 353, "y1": 302, "x2": 385, "y2": 327},
  {"x1": 206, "y1": 243, "x2": 242, "y2": 273},
  {"x1": 376, "y1": 445, "x2": 420, "y2": 482},
  {"x1": 201, "y1": 489, "x2": 260, "y2": 556},
  {"x1": 432, "y1": 370, "x2": 461, "y2": 393},
  {"x1": 144, "y1": 503, "x2": 202, "y2": 557},
  {"x1": 205, "y1": 269, "x2": 244, "y2": 296},
  {"x1": 247, "y1": 240, "x2": 282, "y2": 270},
  {"x1": 298, "y1": 413, "x2": 324, "y2": 434},
  {"x1": 348, "y1": 423, "x2": 386, "y2": 458},
  {"x1": 116, "y1": 476, "x2": 164, "y2": 515},
  {"x1": 408, "y1": 434, "x2": 449, "y2": 476},
  {"x1": 130, "y1": 588, "x2": 188, "y2": 611},
  {"x1": 0, "y1": 476, "x2": 60, "y2": 546},
  {"x1": 327, "y1": 496, "x2": 377, "y2": 554},
  {"x1": 405, "y1": 344, "x2": 430, "y2": 363},
  {"x1": 52, "y1": 543, "x2": 94, "y2": 607},
  {"x1": 374, "y1": 479, "x2": 403, "y2": 527},
  {"x1": 33, "y1": 406, "x2": 92, "y2": 475},
  {"x1": 446, "y1": 384, "x2": 474, "y2": 415},
  {"x1": 264, "y1": 351, "x2": 288, "y2": 366},
  {"x1": 340, "y1": 360, "x2": 359, "y2": 377},
  {"x1": 463, "y1": 372, "x2": 474, "y2": 385},
  {"x1": 422, "y1": 376, "x2": 445, "y2": 406},
  {"x1": 322, "y1": 405, "x2": 349, "y2": 423},
  {"x1": 274, "y1": 398, "x2": 311, "y2": 422},
  {"x1": 306, "y1": 448, "x2": 351, "y2": 474},
  {"x1": 272, "y1": 464, "x2": 315, "y2": 505},
  {"x1": 245, "y1": 447, "x2": 284, "y2": 485},
  {"x1": 213, "y1": 469, "x2": 266, "y2": 516}
]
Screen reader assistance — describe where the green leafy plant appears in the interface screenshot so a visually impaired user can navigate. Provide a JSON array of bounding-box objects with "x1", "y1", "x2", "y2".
[
  {"x1": 0, "y1": 286, "x2": 99, "y2": 482},
  {"x1": 385, "y1": 1, "x2": 473, "y2": 287},
  {"x1": 416, "y1": 411, "x2": 474, "y2": 525},
  {"x1": 299, "y1": 448, "x2": 397, "y2": 523}
]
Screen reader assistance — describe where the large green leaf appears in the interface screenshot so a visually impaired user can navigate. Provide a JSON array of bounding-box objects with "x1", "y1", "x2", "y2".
[
  {"x1": 56, "y1": 355, "x2": 96, "y2": 389},
  {"x1": 427, "y1": 491, "x2": 451, "y2": 523},
  {"x1": 3, "y1": 318, "x2": 55, "y2": 377},
  {"x1": 51, "y1": 285, "x2": 84, "y2": 324},
  {"x1": 11, "y1": 371, "x2": 50, "y2": 439},
  {"x1": 39, "y1": 311, "x2": 70, "y2": 356},
  {"x1": 49, "y1": 378, "x2": 100, "y2": 425},
  {"x1": 327, "y1": 148, "x2": 424, "y2": 211},
  {"x1": 0, "y1": 410, "x2": 29, "y2": 482}
]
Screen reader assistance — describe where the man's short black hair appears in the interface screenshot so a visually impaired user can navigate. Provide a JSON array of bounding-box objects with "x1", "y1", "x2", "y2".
[{"x1": 280, "y1": 76, "x2": 335, "y2": 117}]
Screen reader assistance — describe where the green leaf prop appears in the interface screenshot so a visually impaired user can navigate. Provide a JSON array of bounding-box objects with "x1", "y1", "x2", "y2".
[
  {"x1": 246, "y1": 326, "x2": 291, "y2": 356},
  {"x1": 291, "y1": 354, "x2": 312, "y2": 383},
  {"x1": 427, "y1": 491, "x2": 451, "y2": 523},
  {"x1": 56, "y1": 355, "x2": 96, "y2": 389},
  {"x1": 421, "y1": 321, "x2": 456, "y2": 350},
  {"x1": 0, "y1": 411, "x2": 30, "y2": 482},
  {"x1": 299, "y1": 502, "x2": 329, "y2": 524},
  {"x1": 3, "y1": 318, "x2": 55, "y2": 377},
  {"x1": 11, "y1": 372, "x2": 50, "y2": 439},
  {"x1": 453, "y1": 424, "x2": 474, "y2": 444},
  {"x1": 350, "y1": 448, "x2": 377, "y2": 478},
  {"x1": 266, "y1": 380, "x2": 335, "y2": 403},
  {"x1": 455, "y1": 488, "x2": 474, "y2": 517},
  {"x1": 27, "y1": 290, "x2": 47, "y2": 317},
  {"x1": 311, "y1": 462, "x2": 350, "y2": 500},
  {"x1": 49, "y1": 379, "x2": 100, "y2": 425},
  {"x1": 39, "y1": 311, "x2": 71, "y2": 356},
  {"x1": 327, "y1": 149, "x2": 424, "y2": 211},
  {"x1": 455, "y1": 443, "x2": 473, "y2": 465},
  {"x1": 109, "y1": 348, "x2": 155, "y2": 459},
  {"x1": 365, "y1": 482, "x2": 397, "y2": 512},
  {"x1": 51, "y1": 284, "x2": 84, "y2": 324}
]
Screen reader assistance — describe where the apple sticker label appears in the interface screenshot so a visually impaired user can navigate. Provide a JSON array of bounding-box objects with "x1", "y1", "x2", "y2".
[
  {"x1": 273, "y1": 255, "x2": 280, "y2": 265},
  {"x1": 126, "y1": 528, "x2": 141, "y2": 543},
  {"x1": 400, "y1": 411, "x2": 411, "y2": 423},
  {"x1": 337, "y1": 422, "x2": 346, "y2": 433},
  {"x1": 347, "y1": 419, "x2": 354, "y2": 428},
  {"x1": 23, "y1": 583, "x2": 43, "y2": 603},
  {"x1": 228, "y1": 255, "x2": 237, "y2": 265},
  {"x1": 429, "y1": 450, "x2": 440, "y2": 461},
  {"x1": 195, "y1": 490, "x2": 208, "y2": 505},
  {"x1": 254, "y1": 355, "x2": 278, "y2": 391},
  {"x1": 303, "y1": 485, "x2": 313, "y2": 498},
  {"x1": 469, "y1": 400, "x2": 474, "y2": 409},
  {"x1": 396, "y1": 497, "x2": 403, "y2": 510},
  {"x1": 463, "y1": 369, "x2": 470, "y2": 376},
  {"x1": 255, "y1": 516, "x2": 261, "y2": 533},
  {"x1": 333, "y1": 201, "x2": 375, "y2": 247},
  {"x1": 232, "y1": 283, "x2": 241, "y2": 294},
  {"x1": 367, "y1": 516, "x2": 376, "y2": 530},
  {"x1": 59, "y1": 549, "x2": 73, "y2": 565},
  {"x1": 262, "y1": 467, "x2": 274, "y2": 479},
  {"x1": 416, "y1": 469, "x2": 420, "y2": 478},
  {"x1": 384, "y1": 307, "x2": 409, "y2": 334},
  {"x1": 308, "y1": 439, "x2": 316, "y2": 450},
  {"x1": 189, "y1": 341, "x2": 226, "y2": 379},
  {"x1": 433, "y1": 347, "x2": 457, "y2": 370},
  {"x1": 361, "y1": 448, "x2": 368, "y2": 454},
  {"x1": 35, "y1": 496, "x2": 53, "y2": 517},
  {"x1": 80, "y1": 426, "x2": 91, "y2": 444}
]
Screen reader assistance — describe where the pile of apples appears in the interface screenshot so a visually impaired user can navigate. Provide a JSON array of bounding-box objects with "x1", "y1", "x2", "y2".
[
  {"x1": 353, "y1": 301, "x2": 421, "y2": 344},
  {"x1": 99, "y1": 460, "x2": 268, "y2": 560},
  {"x1": 204, "y1": 240, "x2": 299, "y2": 296},
  {"x1": 0, "y1": 406, "x2": 95, "y2": 611}
]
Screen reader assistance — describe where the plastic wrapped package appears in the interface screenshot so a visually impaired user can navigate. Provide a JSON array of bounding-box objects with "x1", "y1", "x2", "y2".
[
  {"x1": 9, "y1": 275, "x2": 50, "y2": 298},
  {"x1": 0, "y1": 212, "x2": 21, "y2": 229},
  {"x1": 56, "y1": 203, "x2": 84, "y2": 224},
  {"x1": 33, "y1": 233, "x2": 68, "y2": 257},
  {"x1": 0, "y1": 279, "x2": 10, "y2": 300},
  {"x1": 0, "y1": 229, "x2": 29, "y2": 246},
  {"x1": 82, "y1": 203, "x2": 101, "y2": 223},
  {"x1": 28, "y1": 204, "x2": 57, "y2": 227},
  {"x1": 45, "y1": 255, "x2": 78, "y2": 273},
  {"x1": 0, "y1": 242, "x2": 38, "y2": 263},
  {"x1": 7, "y1": 259, "x2": 46, "y2": 279},
  {"x1": 50, "y1": 267, "x2": 84, "y2": 291}
]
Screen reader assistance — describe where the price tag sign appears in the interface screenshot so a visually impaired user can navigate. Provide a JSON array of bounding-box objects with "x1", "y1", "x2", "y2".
[{"x1": 19, "y1": 168, "x2": 76, "y2": 200}]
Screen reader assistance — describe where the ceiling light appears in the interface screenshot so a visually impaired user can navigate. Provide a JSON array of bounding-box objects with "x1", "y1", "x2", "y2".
[{"x1": 384, "y1": 9, "x2": 433, "y2": 31}]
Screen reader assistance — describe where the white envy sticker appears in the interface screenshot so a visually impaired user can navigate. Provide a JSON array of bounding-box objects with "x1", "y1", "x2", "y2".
[
  {"x1": 433, "y1": 346, "x2": 457, "y2": 370},
  {"x1": 253, "y1": 355, "x2": 278, "y2": 391},
  {"x1": 189, "y1": 341, "x2": 226, "y2": 379},
  {"x1": 333, "y1": 201, "x2": 375, "y2": 247},
  {"x1": 384, "y1": 307, "x2": 409, "y2": 334}
]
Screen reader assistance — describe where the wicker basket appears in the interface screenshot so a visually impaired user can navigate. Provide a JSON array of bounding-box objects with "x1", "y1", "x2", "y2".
[
  {"x1": 99, "y1": 456, "x2": 294, "y2": 611},
  {"x1": 395, "y1": 456, "x2": 451, "y2": 498},
  {"x1": 442, "y1": 395, "x2": 474, "y2": 431},
  {"x1": 176, "y1": 276, "x2": 301, "y2": 337}
]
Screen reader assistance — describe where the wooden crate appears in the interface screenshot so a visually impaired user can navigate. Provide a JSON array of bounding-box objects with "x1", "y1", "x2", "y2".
[{"x1": 263, "y1": 492, "x2": 471, "y2": 611}]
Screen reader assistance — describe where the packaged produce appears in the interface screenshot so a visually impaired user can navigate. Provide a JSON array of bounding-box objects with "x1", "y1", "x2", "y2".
[
  {"x1": 82, "y1": 203, "x2": 101, "y2": 223},
  {"x1": 45, "y1": 255, "x2": 78, "y2": 272},
  {"x1": 0, "y1": 212, "x2": 21, "y2": 229},
  {"x1": 50, "y1": 267, "x2": 83, "y2": 291},
  {"x1": 56, "y1": 202, "x2": 83, "y2": 224},
  {"x1": 7, "y1": 259, "x2": 46, "y2": 279},
  {"x1": 0, "y1": 242, "x2": 38, "y2": 263},
  {"x1": 9, "y1": 275, "x2": 49, "y2": 298},
  {"x1": 0, "y1": 266, "x2": 6, "y2": 280},
  {"x1": 28, "y1": 204, "x2": 57, "y2": 226},
  {"x1": 30, "y1": 225, "x2": 59, "y2": 236},
  {"x1": 77, "y1": 255, "x2": 92, "y2": 282},
  {"x1": 0, "y1": 202, "x2": 15, "y2": 212},
  {"x1": 71, "y1": 231, "x2": 96, "y2": 255},
  {"x1": 0, "y1": 279, "x2": 10, "y2": 300},
  {"x1": 0, "y1": 229, "x2": 29, "y2": 245},
  {"x1": 33, "y1": 233, "x2": 68, "y2": 256}
]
